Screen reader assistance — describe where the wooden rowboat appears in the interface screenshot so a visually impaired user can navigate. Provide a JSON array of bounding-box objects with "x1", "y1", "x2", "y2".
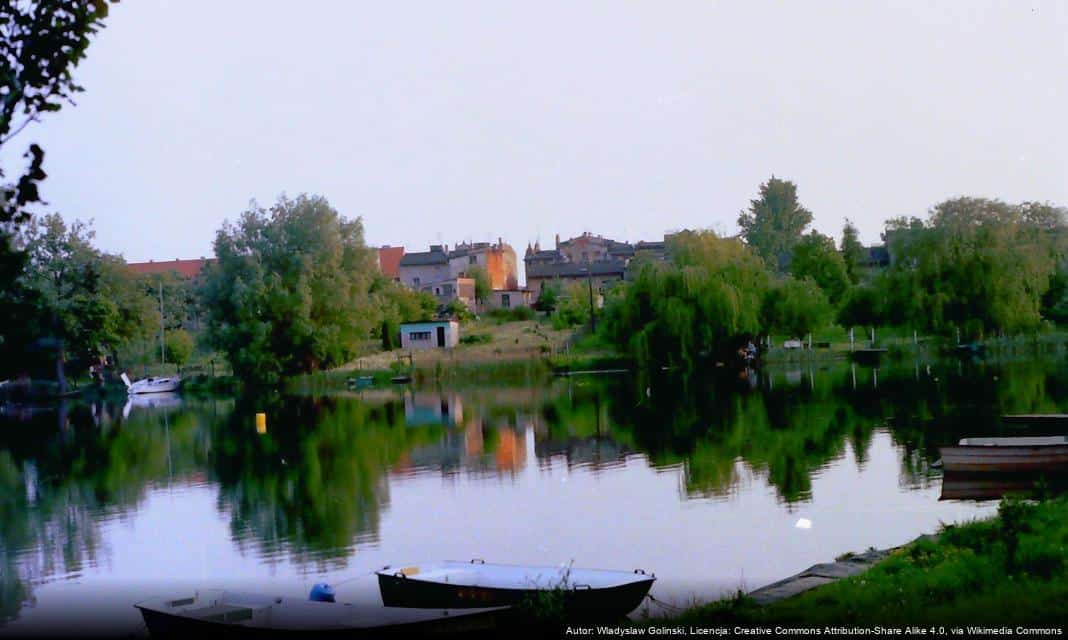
[
  {"x1": 135, "y1": 589, "x2": 506, "y2": 636},
  {"x1": 376, "y1": 560, "x2": 654, "y2": 620},
  {"x1": 938, "y1": 436, "x2": 1068, "y2": 473}
]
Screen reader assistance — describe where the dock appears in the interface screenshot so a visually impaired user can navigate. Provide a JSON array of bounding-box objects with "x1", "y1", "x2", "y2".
[{"x1": 1001, "y1": 414, "x2": 1068, "y2": 427}]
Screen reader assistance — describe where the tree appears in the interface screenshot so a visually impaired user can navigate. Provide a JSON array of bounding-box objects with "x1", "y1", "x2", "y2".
[
  {"x1": 601, "y1": 230, "x2": 770, "y2": 371},
  {"x1": 552, "y1": 281, "x2": 593, "y2": 329},
  {"x1": 762, "y1": 277, "x2": 833, "y2": 339},
  {"x1": 534, "y1": 283, "x2": 559, "y2": 314},
  {"x1": 737, "y1": 176, "x2": 813, "y2": 270},
  {"x1": 877, "y1": 197, "x2": 1064, "y2": 337},
  {"x1": 17, "y1": 214, "x2": 149, "y2": 389},
  {"x1": 164, "y1": 329, "x2": 194, "y2": 367},
  {"x1": 466, "y1": 265, "x2": 491, "y2": 306},
  {"x1": 201, "y1": 194, "x2": 379, "y2": 384},
  {"x1": 790, "y1": 231, "x2": 851, "y2": 305},
  {"x1": 0, "y1": 1, "x2": 113, "y2": 356},
  {"x1": 840, "y1": 219, "x2": 865, "y2": 284}
]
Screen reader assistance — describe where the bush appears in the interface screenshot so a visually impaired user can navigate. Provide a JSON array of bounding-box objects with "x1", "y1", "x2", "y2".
[
  {"x1": 165, "y1": 330, "x2": 195, "y2": 366},
  {"x1": 487, "y1": 306, "x2": 535, "y2": 322},
  {"x1": 460, "y1": 333, "x2": 492, "y2": 345}
]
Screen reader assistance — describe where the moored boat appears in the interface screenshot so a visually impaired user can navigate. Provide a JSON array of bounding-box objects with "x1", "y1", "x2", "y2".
[
  {"x1": 135, "y1": 589, "x2": 507, "y2": 637},
  {"x1": 938, "y1": 436, "x2": 1068, "y2": 473},
  {"x1": 122, "y1": 372, "x2": 181, "y2": 395},
  {"x1": 376, "y1": 560, "x2": 655, "y2": 620}
]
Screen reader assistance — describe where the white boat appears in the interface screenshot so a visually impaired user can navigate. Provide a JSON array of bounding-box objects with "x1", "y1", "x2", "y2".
[
  {"x1": 122, "y1": 372, "x2": 181, "y2": 395},
  {"x1": 376, "y1": 560, "x2": 655, "y2": 620},
  {"x1": 135, "y1": 589, "x2": 506, "y2": 636}
]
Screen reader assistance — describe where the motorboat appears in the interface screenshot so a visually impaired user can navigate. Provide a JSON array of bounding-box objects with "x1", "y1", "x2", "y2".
[
  {"x1": 122, "y1": 372, "x2": 181, "y2": 395},
  {"x1": 938, "y1": 436, "x2": 1068, "y2": 473},
  {"x1": 376, "y1": 560, "x2": 654, "y2": 620},
  {"x1": 135, "y1": 588, "x2": 507, "y2": 636}
]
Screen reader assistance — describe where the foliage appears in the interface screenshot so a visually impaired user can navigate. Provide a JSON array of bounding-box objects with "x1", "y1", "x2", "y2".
[
  {"x1": 790, "y1": 231, "x2": 850, "y2": 305},
  {"x1": 737, "y1": 176, "x2": 813, "y2": 270},
  {"x1": 534, "y1": 283, "x2": 559, "y2": 314},
  {"x1": 201, "y1": 194, "x2": 379, "y2": 384},
  {"x1": 551, "y1": 281, "x2": 593, "y2": 329},
  {"x1": 487, "y1": 306, "x2": 535, "y2": 322},
  {"x1": 600, "y1": 230, "x2": 768, "y2": 370},
  {"x1": 836, "y1": 283, "x2": 884, "y2": 329},
  {"x1": 762, "y1": 276, "x2": 833, "y2": 339},
  {"x1": 0, "y1": 1, "x2": 113, "y2": 359},
  {"x1": 840, "y1": 219, "x2": 865, "y2": 284},
  {"x1": 443, "y1": 298, "x2": 473, "y2": 323},
  {"x1": 459, "y1": 333, "x2": 492, "y2": 345},
  {"x1": 372, "y1": 278, "x2": 436, "y2": 351},
  {"x1": 466, "y1": 264, "x2": 491, "y2": 304},
  {"x1": 879, "y1": 198, "x2": 1065, "y2": 337},
  {"x1": 12, "y1": 214, "x2": 150, "y2": 386},
  {"x1": 164, "y1": 329, "x2": 195, "y2": 367}
]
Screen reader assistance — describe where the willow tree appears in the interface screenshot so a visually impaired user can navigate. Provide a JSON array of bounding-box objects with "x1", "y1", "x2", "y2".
[
  {"x1": 201, "y1": 195, "x2": 378, "y2": 384},
  {"x1": 601, "y1": 230, "x2": 768, "y2": 372},
  {"x1": 879, "y1": 198, "x2": 1065, "y2": 337}
]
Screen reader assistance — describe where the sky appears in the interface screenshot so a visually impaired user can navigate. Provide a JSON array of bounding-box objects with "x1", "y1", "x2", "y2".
[{"x1": 4, "y1": 0, "x2": 1067, "y2": 274}]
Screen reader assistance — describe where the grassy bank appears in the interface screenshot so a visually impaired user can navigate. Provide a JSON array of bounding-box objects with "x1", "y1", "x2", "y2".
[{"x1": 668, "y1": 495, "x2": 1068, "y2": 627}]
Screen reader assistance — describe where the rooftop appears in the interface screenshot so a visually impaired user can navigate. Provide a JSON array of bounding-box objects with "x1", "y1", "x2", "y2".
[{"x1": 126, "y1": 258, "x2": 214, "y2": 279}]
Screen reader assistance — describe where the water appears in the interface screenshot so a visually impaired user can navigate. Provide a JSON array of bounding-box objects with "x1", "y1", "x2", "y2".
[{"x1": 1, "y1": 354, "x2": 1066, "y2": 635}]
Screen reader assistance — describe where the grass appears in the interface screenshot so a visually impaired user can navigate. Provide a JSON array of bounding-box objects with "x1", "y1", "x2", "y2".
[{"x1": 663, "y1": 495, "x2": 1068, "y2": 627}]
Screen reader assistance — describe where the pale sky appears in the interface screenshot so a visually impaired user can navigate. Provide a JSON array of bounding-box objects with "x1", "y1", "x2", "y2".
[{"x1": 5, "y1": 1, "x2": 1067, "y2": 272}]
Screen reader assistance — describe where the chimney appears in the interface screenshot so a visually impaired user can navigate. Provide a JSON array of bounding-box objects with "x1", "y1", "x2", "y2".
[
  {"x1": 555, "y1": 234, "x2": 560, "y2": 249},
  {"x1": 498, "y1": 236, "x2": 502, "y2": 248}
]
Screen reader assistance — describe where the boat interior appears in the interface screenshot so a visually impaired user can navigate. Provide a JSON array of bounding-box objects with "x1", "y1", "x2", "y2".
[{"x1": 383, "y1": 561, "x2": 654, "y2": 589}]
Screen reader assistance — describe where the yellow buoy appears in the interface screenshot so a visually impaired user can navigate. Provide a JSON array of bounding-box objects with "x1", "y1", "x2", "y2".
[{"x1": 255, "y1": 412, "x2": 267, "y2": 434}]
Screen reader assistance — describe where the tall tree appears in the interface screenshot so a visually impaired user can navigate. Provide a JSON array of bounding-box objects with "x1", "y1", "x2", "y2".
[
  {"x1": 839, "y1": 219, "x2": 865, "y2": 284},
  {"x1": 466, "y1": 265, "x2": 491, "y2": 307},
  {"x1": 1, "y1": 1, "x2": 113, "y2": 344},
  {"x1": 790, "y1": 231, "x2": 850, "y2": 305},
  {"x1": 201, "y1": 195, "x2": 379, "y2": 385},
  {"x1": 737, "y1": 176, "x2": 813, "y2": 270},
  {"x1": 18, "y1": 214, "x2": 149, "y2": 389}
]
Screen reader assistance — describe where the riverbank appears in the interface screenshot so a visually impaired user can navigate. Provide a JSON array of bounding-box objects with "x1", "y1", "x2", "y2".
[{"x1": 662, "y1": 495, "x2": 1068, "y2": 627}]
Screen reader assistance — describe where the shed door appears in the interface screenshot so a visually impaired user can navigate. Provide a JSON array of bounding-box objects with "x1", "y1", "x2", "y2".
[{"x1": 436, "y1": 326, "x2": 446, "y2": 347}]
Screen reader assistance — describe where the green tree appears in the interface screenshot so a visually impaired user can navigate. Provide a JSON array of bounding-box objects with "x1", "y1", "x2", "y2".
[
  {"x1": 762, "y1": 277, "x2": 833, "y2": 339},
  {"x1": 737, "y1": 176, "x2": 813, "y2": 270},
  {"x1": 840, "y1": 219, "x2": 865, "y2": 284},
  {"x1": 878, "y1": 198, "x2": 1064, "y2": 337},
  {"x1": 201, "y1": 194, "x2": 378, "y2": 384},
  {"x1": 0, "y1": 1, "x2": 113, "y2": 361},
  {"x1": 466, "y1": 265, "x2": 491, "y2": 306},
  {"x1": 790, "y1": 231, "x2": 850, "y2": 305},
  {"x1": 534, "y1": 283, "x2": 559, "y2": 314},
  {"x1": 551, "y1": 281, "x2": 593, "y2": 329},
  {"x1": 164, "y1": 329, "x2": 195, "y2": 367},
  {"x1": 18, "y1": 214, "x2": 149, "y2": 389},
  {"x1": 601, "y1": 230, "x2": 769, "y2": 371}
]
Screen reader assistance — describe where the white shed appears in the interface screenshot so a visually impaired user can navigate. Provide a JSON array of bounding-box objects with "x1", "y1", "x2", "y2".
[{"x1": 399, "y1": 321, "x2": 459, "y2": 350}]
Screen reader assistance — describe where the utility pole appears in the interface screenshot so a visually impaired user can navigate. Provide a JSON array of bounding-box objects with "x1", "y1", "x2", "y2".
[{"x1": 586, "y1": 261, "x2": 596, "y2": 332}]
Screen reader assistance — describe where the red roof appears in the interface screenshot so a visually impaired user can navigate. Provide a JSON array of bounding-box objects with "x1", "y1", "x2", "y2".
[
  {"x1": 126, "y1": 258, "x2": 214, "y2": 279},
  {"x1": 378, "y1": 246, "x2": 404, "y2": 278}
]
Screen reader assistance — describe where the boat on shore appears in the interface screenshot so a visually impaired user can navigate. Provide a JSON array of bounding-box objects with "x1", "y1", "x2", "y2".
[
  {"x1": 135, "y1": 589, "x2": 507, "y2": 636},
  {"x1": 940, "y1": 470, "x2": 1068, "y2": 501},
  {"x1": 122, "y1": 372, "x2": 181, "y2": 395},
  {"x1": 376, "y1": 560, "x2": 654, "y2": 620},
  {"x1": 938, "y1": 436, "x2": 1068, "y2": 473}
]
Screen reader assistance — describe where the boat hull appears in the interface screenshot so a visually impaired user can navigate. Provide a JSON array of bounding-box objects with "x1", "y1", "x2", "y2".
[
  {"x1": 939, "y1": 445, "x2": 1068, "y2": 473},
  {"x1": 136, "y1": 604, "x2": 505, "y2": 637},
  {"x1": 377, "y1": 573, "x2": 653, "y2": 620}
]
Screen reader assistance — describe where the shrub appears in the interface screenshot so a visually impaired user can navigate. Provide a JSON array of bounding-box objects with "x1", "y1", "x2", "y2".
[{"x1": 460, "y1": 333, "x2": 492, "y2": 345}]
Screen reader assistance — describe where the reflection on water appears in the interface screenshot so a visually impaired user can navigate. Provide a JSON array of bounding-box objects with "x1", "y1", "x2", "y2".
[{"x1": 1, "y1": 354, "x2": 1066, "y2": 632}]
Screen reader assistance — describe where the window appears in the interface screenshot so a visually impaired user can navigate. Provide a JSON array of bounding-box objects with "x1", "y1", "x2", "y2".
[
  {"x1": 413, "y1": 277, "x2": 420, "y2": 287},
  {"x1": 469, "y1": 255, "x2": 477, "y2": 264},
  {"x1": 409, "y1": 331, "x2": 432, "y2": 341},
  {"x1": 501, "y1": 294, "x2": 510, "y2": 308}
]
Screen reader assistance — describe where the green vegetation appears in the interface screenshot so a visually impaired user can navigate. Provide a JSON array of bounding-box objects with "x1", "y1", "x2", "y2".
[
  {"x1": 460, "y1": 332, "x2": 492, "y2": 345},
  {"x1": 486, "y1": 306, "x2": 536, "y2": 323},
  {"x1": 737, "y1": 176, "x2": 813, "y2": 270},
  {"x1": 671, "y1": 495, "x2": 1068, "y2": 626},
  {"x1": 466, "y1": 264, "x2": 492, "y2": 307}
]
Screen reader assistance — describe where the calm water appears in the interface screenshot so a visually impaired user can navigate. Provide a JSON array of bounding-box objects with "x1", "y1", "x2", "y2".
[{"x1": 2, "y1": 354, "x2": 1067, "y2": 635}]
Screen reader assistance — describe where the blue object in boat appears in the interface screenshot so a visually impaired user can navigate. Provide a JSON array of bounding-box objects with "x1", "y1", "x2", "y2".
[{"x1": 309, "y1": 583, "x2": 335, "y2": 603}]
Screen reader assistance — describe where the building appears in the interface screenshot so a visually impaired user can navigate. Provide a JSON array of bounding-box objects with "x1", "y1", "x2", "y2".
[
  {"x1": 398, "y1": 245, "x2": 451, "y2": 290},
  {"x1": 377, "y1": 246, "x2": 405, "y2": 281},
  {"x1": 489, "y1": 289, "x2": 532, "y2": 309},
  {"x1": 126, "y1": 257, "x2": 215, "y2": 284},
  {"x1": 523, "y1": 232, "x2": 665, "y2": 295},
  {"x1": 525, "y1": 259, "x2": 627, "y2": 297},
  {"x1": 398, "y1": 239, "x2": 519, "y2": 311},
  {"x1": 400, "y1": 320, "x2": 459, "y2": 350}
]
